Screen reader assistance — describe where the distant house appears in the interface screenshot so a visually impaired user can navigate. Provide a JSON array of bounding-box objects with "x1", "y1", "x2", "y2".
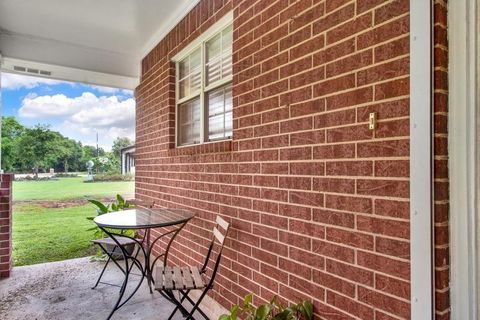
[{"x1": 120, "y1": 145, "x2": 135, "y2": 175}]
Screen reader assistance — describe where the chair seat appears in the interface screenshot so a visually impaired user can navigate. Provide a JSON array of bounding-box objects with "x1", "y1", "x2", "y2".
[
  {"x1": 155, "y1": 266, "x2": 205, "y2": 291},
  {"x1": 92, "y1": 237, "x2": 137, "y2": 246}
]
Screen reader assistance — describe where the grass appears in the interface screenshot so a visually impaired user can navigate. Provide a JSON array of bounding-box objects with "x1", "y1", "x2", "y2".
[
  {"x1": 13, "y1": 176, "x2": 134, "y2": 201},
  {"x1": 12, "y1": 177, "x2": 135, "y2": 266},
  {"x1": 13, "y1": 203, "x2": 100, "y2": 266}
]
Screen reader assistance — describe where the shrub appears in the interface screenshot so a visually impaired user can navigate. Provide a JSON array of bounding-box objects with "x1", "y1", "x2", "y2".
[
  {"x1": 53, "y1": 173, "x2": 79, "y2": 178},
  {"x1": 219, "y1": 294, "x2": 313, "y2": 320},
  {"x1": 84, "y1": 173, "x2": 134, "y2": 183}
]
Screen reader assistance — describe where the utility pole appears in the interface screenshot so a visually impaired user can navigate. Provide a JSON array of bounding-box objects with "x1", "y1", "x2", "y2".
[
  {"x1": 96, "y1": 132, "x2": 99, "y2": 158},
  {"x1": 96, "y1": 131, "x2": 99, "y2": 174}
]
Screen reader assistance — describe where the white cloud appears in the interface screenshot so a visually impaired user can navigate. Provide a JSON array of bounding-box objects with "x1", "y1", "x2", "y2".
[
  {"x1": 88, "y1": 85, "x2": 133, "y2": 96},
  {"x1": 19, "y1": 92, "x2": 135, "y2": 149},
  {"x1": 1, "y1": 73, "x2": 67, "y2": 90}
]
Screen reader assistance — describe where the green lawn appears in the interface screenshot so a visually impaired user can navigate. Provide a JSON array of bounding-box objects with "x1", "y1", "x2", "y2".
[
  {"x1": 13, "y1": 203, "x2": 100, "y2": 266},
  {"x1": 12, "y1": 177, "x2": 135, "y2": 266},
  {"x1": 13, "y1": 177, "x2": 134, "y2": 201}
]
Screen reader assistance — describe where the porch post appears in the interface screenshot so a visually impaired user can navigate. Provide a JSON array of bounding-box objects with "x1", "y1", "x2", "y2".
[
  {"x1": 410, "y1": 0, "x2": 433, "y2": 319},
  {"x1": 0, "y1": 173, "x2": 13, "y2": 278},
  {"x1": 449, "y1": 0, "x2": 478, "y2": 318}
]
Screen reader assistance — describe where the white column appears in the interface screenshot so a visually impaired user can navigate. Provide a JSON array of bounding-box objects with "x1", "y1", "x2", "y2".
[
  {"x1": 410, "y1": 1, "x2": 433, "y2": 319},
  {"x1": 449, "y1": 0, "x2": 478, "y2": 318}
]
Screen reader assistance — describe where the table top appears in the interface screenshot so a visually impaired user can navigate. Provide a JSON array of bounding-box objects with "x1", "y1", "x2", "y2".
[{"x1": 93, "y1": 208, "x2": 195, "y2": 229}]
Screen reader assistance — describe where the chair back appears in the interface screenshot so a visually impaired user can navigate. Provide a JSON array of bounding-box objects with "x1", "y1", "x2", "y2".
[
  {"x1": 201, "y1": 215, "x2": 230, "y2": 288},
  {"x1": 126, "y1": 199, "x2": 155, "y2": 209}
]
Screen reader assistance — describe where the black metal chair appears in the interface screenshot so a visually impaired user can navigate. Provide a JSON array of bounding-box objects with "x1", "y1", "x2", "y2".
[
  {"x1": 91, "y1": 199, "x2": 155, "y2": 289},
  {"x1": 155, "y1": 215, "x2": 230, "y2": 320}
]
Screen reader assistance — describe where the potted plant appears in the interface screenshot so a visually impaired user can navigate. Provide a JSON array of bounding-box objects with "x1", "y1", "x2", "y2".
[
  {"x1": 88, "y1": 194, "x2": 135, "y2": 259},
  {"x1": 219, "y1": 294, "x2": 313, "y2": 320}
]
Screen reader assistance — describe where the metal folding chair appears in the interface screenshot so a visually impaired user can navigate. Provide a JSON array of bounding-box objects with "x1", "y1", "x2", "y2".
[
  {"x1": 155, "y1": 215, "x2": 230, "y2": 320},
  {"x1": 91, "y1": 199, "x2": 155, "y2": 289}
]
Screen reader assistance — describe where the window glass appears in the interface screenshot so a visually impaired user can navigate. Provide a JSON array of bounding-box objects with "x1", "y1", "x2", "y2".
[
  {"x1": 178, "y1": 98, "x2": 201, "y2": 145},
  {"x1": 178, "y1": 48, "x2": 201, "y2": 99},
  {"x1": 207, "y1": 84, "x2": 233, "y2": 141}
]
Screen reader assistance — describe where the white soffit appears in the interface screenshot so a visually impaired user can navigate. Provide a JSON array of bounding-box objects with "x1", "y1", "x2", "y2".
[{"x1": 0, "y1": 0, "x2": 200, "y2": 88}]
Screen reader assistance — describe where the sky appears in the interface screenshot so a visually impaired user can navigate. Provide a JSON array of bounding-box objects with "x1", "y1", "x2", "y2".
[{"x1": 0, "y1": 72, "x2": 135, "y2": 151}]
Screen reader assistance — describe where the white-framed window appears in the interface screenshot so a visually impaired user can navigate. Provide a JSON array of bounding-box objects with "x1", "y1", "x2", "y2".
[{"x1": 174, "y1": 14, "x2": 233, "y2": 147}]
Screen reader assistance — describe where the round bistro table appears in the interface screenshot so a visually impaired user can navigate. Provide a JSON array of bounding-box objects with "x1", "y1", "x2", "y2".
[{"x1": 94, "y1": 208, "x2": 195, "y2": 320}]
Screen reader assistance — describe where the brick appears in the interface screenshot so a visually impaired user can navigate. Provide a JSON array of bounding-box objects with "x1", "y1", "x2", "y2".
[
  {"x1": 313, "y1": 208, "x2": 355, "y2": 229},
  {"x1": 279, "y1": 258, "x2": 312, "y2": 280},
  {"x1": 289, "y1": 190, "x2": 324, "y2": 207},
  {"x1": 314, "y1": 108, "x2": 356, "y2": 128},
  {"x1": 357, "y1": 139, "x2": 409, "y2": 158},
  {"x1": 289, "y1": 247, "x2": 325, "y2": 270},
  {"x1": 289, "y1": 162, "x2": 324, "y2": 176},
  {"x1": 313, "y1": 177, "x2": 355, "y2": 194},
  {"x1": 358, "y1": 286, "x2": 410, "y2": 319},
  {"x1": 327, "y1": 291, "x2": 374, "y2": 319},
  {"x1": 326, "y1": 259, "x2": 374, "y2": 286},
  {"x1": 312, "y1": 240, "x2": 354, "y2": 263},
  {"x1": 289, "y1": 99, "x2": 325, "y2": 117},
  {"x1": 357, "y1": 251, "x2": 410, "y2": 280},
  {"x1": 325, "y1": 160, "x2": 373, "y2": 176},
  {"x1": 313, "y1": 143, "x2": 355, "y2": 159},
  {"x1": 289, "y1": 219, "x2": 325, "y2": 238},
  {"x1": 357, "y1": 216, "x2": 409, "y2": 239},
  {"x1": 375, "y1": 160, "x2": 409, "y2": 177},
  {"x1": 357, "y1": 57, "x2": 410, "y2": 86},
  {"x1": 313, "y1": 4, "x2": 355, "y2": 35},
  {"x1": 326, "y1": 227, "x2": 374, "y2": 250},
  {"x1": 313, "y1": 74, "x2": 355, "y2": 98},
  {"x1": 357, "y1": 179, "x2": 409, "y2": 198},
  {"x1": 326, "y1": 13, "x2": 372, "y2": 45},
  {"x1": 325, "y1": 194, "x2": 372, "y2": 214},
  {"x1": 325, "y1": 87, "x2": 373, "y2": 111}
]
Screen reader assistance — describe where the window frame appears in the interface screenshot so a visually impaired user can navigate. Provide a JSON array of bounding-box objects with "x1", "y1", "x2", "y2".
[{"x1": 173, "y1": 12, "x2": 233, "y2": 147}]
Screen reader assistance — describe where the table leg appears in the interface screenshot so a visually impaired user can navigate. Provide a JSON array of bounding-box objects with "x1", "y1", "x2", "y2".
[
  {"x1": 143, "y1": 222, "x2": 189, "y2": 292},
  {"x1": 100, "y1": 227, "x2": 147, "y2": 320}
]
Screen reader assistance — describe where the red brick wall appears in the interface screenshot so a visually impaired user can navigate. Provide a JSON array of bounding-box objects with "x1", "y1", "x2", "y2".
[
  {"x1": 137, "y1": 0, "x2": 413, "y2": 318},
  {"x1": 0, "y1": 174, "x2": 14, "y2": 278},
  {"x1": 433, "y1": 0, "x2": 450, "y2": 319}
]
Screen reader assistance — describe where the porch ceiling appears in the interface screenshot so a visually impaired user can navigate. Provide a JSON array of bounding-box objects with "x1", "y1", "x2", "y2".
[{"x1": 0, "y1": 0, "x2": 200, "y2": 89}]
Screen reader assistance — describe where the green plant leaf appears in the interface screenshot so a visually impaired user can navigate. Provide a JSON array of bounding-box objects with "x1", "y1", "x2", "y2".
[
  {"x1": 272, "y1": 309, "x2": 291, "y2": 320},
  {"x1": 300, "y1": 301, "x2": 313, "y2": 320},
  {"x1": 243, "y1": 294, "x2": 253, "y2": 307},
  {"x1": 218, "y1": 315, "x2": 230, "y2": 320},
  {"x1": 116, "y1": 194, "x2": 125, "y2": 205},
  {"x1": 88, "y1": 199, "x2": 109, "y2": 213},
  {"x1": 255, "y1": 305, "x2": 270, "y2": 320},
  {"x1": 230, "y1": 305, "x2": 238, "y2": 320}
]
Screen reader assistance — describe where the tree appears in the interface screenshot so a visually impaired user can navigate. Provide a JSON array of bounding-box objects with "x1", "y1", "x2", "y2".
[
  {"x1": 14, "y1": 125, "x2": 59, "y2": 177},
  {"x1": 112, "y1": 137, "x2": 133, "y2": 158},
  {"x1": 53, "y1": 135, "x2": 81, "y2": 173},
  {"x1": 1, "y1": 117, "x2": 25, "y2": 171}
]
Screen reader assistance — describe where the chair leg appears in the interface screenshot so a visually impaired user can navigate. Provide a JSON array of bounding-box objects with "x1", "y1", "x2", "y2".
[
  {"x1": 168, "y1": 289, "x2": 191, "y2": 320},
  {"x1": 185, "y1": 288, "x2": 210, "y2": 320},
  {"x1": 181, "y1": 290, "x2": 210, "y2": 320},
  {"x1": 91, "y1": 253, "x2": 112, "y2": 289},
  {"x1": 167, "y1": 290, "x2": 195, "y2": 320},
  {"x1": 167, "y1": 288, "x2": 210, "y2": 320}
]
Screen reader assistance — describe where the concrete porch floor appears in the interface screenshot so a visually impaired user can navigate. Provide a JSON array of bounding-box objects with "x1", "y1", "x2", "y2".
[{"x1": 0, "y1": 257, "x2": 185, "y2": 320}]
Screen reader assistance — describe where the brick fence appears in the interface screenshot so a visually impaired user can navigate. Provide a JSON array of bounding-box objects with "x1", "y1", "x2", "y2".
[
  {"x1": 135, "y1": 0, "x2": 447, "y2": 319},
  {"x1": 0, "y1": 173, "x2": 14, "y2": 278}
]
